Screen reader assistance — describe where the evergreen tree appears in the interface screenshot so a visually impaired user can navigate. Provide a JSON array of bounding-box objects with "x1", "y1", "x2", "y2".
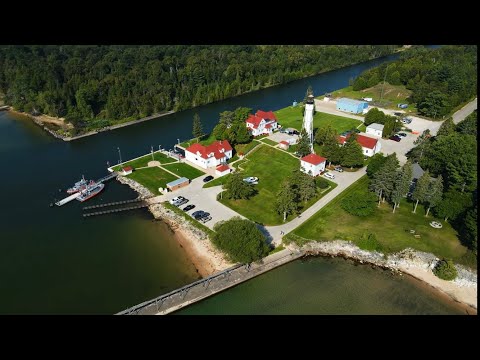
[
  {"x1": 315, "y1": 124, "x2": 337, "y2": 146},
  {"x1": 290, "y1": 170, "x2": 316, "y2": 203},
  {"x1": 412, "y1": 170, "x2": 431, "y2": 213},
  {"x1": 437, "y1": 117, "x2": 456, "y2": 136},
  {"x1": 456, "y1": 111, "x2": 477, "y2": 136},
  {"x1": 370, "y1": 153, "x2": 399, "y2": 205},
  {"x1": 218, "y1": 110, "x2": 235, "y2": 126},
  {"x1": 435, "y1": 190, "x2": 472, "y2": 221},
  {"x1": 233, "y1": 107, "x2": 252, "y2": 123},
  {"x1": 275, "y1": 180, "x2": 297, "y2": 222},
  {"x1": 212, "y1": 123, "x2": 227, "y2": 140},
  {"x1": 192, "y1": 113, "x2": 203, "y2": 140},
  {"x1": 425, "y1": 175, "x2": 443, "y2": 217},
  {"x1": 391, "y1": 161, "x2": 413, "y2": 212},
  {"x1": 342, "y1": 134, "x2": 364, "y2": 168},
  {"x1": 224, "y1": 171, "x2": 255, "y2": 200},
  {"x1": 366, "y1": 153, "x2": 386, "y2": 178},
  {"x1": 322, "y1": 143, "x2": 344, "y2": 166},
  {"x1": 382, "y1": 116, "x2": 397, "y2": 138},
  {"x1": 296, "y1": 128, "x2": 312, "y2": 157}
]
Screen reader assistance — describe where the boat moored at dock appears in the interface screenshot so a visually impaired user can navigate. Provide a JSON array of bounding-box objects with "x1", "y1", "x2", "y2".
[{"x1": 76, "y1": 182, "x2": 105, "y2": 202}]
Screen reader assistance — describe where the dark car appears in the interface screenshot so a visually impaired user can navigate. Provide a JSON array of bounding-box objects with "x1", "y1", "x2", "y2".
[
  {"x1": 203, "y1": 175, "x2": 214, "y2": 183},
  {"x1": 292, "y1": 130, "x2": 300, "y2": 135},
  {"x1": 183, "y1": 204, "x2": 195, "y2": 212},
  {"x1": 393, "y1": 112, "x2": 403, "y2": 117},
  {"x1": 194, "y1": 211, "x2": 210, "y2": 220},
  {"x1": 389, "y1": 135, "x2": 401, "y2": 142},
  {"x1": 192, "y1": 210, "x2": 205, "y2": 219},
  {"x1": 397, "y1": 132, "x2": 407, "y2": 137}
]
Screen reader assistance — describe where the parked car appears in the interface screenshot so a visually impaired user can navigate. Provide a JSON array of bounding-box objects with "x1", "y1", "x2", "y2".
[
  {"x1": 183, "y1": 204, "x2": 195, "y2": 212},
  {"x1": 192, "y1": 210, "x2": 205, "y2": 220},
  {"x1": 243, "y1": 177, "x2": 258, "y2": 184},
  {"x1": 396, "y1": 132, "x2": 407, "y2": 137},
  {"x1": 199, "y1": 216, "x2": 212, "y2": 223},
  {"x1": 397, "y1": 103, "x2": 408, "y2": 109},
  {"x1": 389, "y1": 135, "x2": 402, "y2": 142},
  {"x1": 324, "y1": 172, "x2": 335, "y2": 180},
  {"x1": 196, "y1": 212, "x2": 210, "y2": 221},
  {"x1": 169, "y1": 196, "x2": 186, "y2": 206},
  {"x1": 393, "y1": 112, "x2": 403, "y2": 117},
  {"x1": 175, "y1": 196, "x2": 189, "y2": 206},
  {"x1": 334, "y1": 166, "x2": 343, "y2": 172},
  {"x1": 203, "y1": 175, "x2": 214, "y2": 183}
]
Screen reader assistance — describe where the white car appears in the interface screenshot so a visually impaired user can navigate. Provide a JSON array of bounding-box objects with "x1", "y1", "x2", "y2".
[
  {"x1": 243, "y1": 177, "x2": 259, "y2": 184},
  {"x1": 324, "y1": 172, "x2": 335, "y2": 180}
]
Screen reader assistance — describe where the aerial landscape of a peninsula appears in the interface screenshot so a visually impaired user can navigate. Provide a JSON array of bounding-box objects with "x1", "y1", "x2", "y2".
[{"x1": 0, "y1": 45, "x2": 476, "y2": 315}]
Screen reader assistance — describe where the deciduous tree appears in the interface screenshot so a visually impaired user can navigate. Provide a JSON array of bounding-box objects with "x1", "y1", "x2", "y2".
[
  {"x1": 424, "y1": 175, "x2": 443, "y2": 217},
  {"x1": 192, "y1": 113, "x2": 203, "y2": 140},
  {"x1": 412, "y1": 170, "x2": 430, "y2": 213},
  {"x1": 276, "y1": 180, "x2": 297, "y2": 222},
  {"x1": 224, "y1": 171, "x2": 255, "y2": 200}
]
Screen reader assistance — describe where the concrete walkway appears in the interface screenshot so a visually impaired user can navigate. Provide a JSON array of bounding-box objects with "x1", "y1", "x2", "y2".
[{"x1": 265, "y1": 167, "x2": 367, "y2": 245}]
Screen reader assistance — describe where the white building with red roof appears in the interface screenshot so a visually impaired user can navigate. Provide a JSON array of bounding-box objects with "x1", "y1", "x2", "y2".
[
  {"x1": 121, "y1": 166, "x2": 133, "y2": 175},
  {"x1": 300, "y1": 153, "x2": 327, "y2": 177},
  {"x1": 184, "y1": 140, "x2": 233, "y2": 169},
  {"x1": 245, "y1": 110, "x2": 278, "y2": 136},
  {"x1": 338, "y1": 133, "x2": 381, "y2": 157},
  {"x1": 215, "y1": 164, "x2": 231, "y2": 177}
]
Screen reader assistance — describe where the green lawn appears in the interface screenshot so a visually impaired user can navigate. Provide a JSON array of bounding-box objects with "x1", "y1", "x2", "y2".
[
  {"x1": 275, "y1": 106, "x2": 361, "y2": 134},
  {"x1": 112, "y1": 151, "x2": 175, "y2": 171},
  {"x1": 203, "y1": 174, "x2": 231, "y2": 188},
  {"x1": 326, "y1": 84, "x2": 416, "y2": 112},
  {"x1": 358, "y1": 123, "x2": 367, "y2": 132},
  {"x1": 162, "y1": 162, "x2": 205, "y2": 180},
  {"x1": 235, "y1": 141, "x2": 260, "y2": 155},
  {"x1": 260, "y1": 138, "x2": 278, "y2": 146},
  {"x1": 219, "y1": 145, "x2": 336, "y2": 225},
  {"x1": 287, "y1": 176, "x2": 473, "y2": 267},
  {"x1": 126, "y1": 167, "x2": 178, "y2": 195},
  {"x1": 179, "y1": 133, "x2": 217, "y2": 149}
]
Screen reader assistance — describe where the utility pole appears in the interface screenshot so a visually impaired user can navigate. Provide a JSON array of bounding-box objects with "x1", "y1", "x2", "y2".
[
  {"x1": 117, "y1": 147, "x2": 122, "y2": 164},
  {"x1": 151, "y1": 146, "x2": 154, "y2": 161},
  {"x1": 380, "y1": 64, "x2": 390, "y2": 104}
]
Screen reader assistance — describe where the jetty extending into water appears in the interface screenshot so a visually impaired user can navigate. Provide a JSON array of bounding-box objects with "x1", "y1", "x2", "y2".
[{"x1": 117, "y1": 248, "x2": 305, "y2": 315}]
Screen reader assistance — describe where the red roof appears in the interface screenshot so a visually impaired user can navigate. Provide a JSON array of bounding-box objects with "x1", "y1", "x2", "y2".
[
  {"x1": 122, "y1": 166, "x2": 133, "y2": 171},
  {"x1": 185, "y1": 140, "x2": 233, "y2": 160},
  {"x1": 301, "y1": 153, "x2": 327, "y2": 165},
  {"x1": 256, "y1": 110, "x2": 277, "y2": 121},
  {"x1": 280, "y1": 141, "x2": 289, "y2": 145},
  {"x1": 245, "y1": 114, "x2": 263, "y2": 128},
  {"x1": 216, "y1": 164, "x2": 230, "y2": 172},
  {"x1": 338, "y1": 134, "x2": 377, "y2": 149}
]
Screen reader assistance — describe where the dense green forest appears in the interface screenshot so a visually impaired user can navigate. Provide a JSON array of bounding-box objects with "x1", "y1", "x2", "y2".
[
  {"x1": 352, "y1": 45, "x2": 477, "y2": 118},
  {"x1": 407, "y1": 110, "x2": 477, "y2": 255},
  {"x1": 0, "y1": 45, "x2": 399, "y2": 133}
]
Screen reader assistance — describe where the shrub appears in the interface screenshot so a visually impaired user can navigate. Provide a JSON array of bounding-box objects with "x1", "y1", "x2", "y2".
[
  {"x1": 212, "y1": 217, "x2": 269, "y2": 263},
  {"x1": 433, "y1": 259, "x2": 458, "y2": 281},
  {"x1": 341, "y1": 191, "x2": 377, "y2": 217},
  {"x1": 316, "y1": 177, "x2": 330, "y2": 189},
  {"x1": 356, "y1": 233, "x2": 383, "y2": 252}
]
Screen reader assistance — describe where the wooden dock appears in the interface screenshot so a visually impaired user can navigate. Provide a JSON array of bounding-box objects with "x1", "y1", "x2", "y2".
[
  {"x1": 83, "y1": 202, "x2": 149, "y2": 217},
  {"x1": 83, "y1": 198, "x2": 142, "y2": 210}
]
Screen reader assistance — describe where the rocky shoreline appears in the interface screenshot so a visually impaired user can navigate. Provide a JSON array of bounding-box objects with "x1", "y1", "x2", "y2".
[
  {"x1": 116, "y1": 176, "x2": 231, "y2": 276},
  {"x1": 297, "y1": 240, "x2": 477, "y2": 311}
]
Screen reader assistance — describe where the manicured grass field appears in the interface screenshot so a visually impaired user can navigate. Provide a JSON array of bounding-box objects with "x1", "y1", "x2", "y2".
[
  {"x1": 126, "y1": 167, "x2": 178, "y2": 195},
  {"x1": 162, "y1": 162, "x2": 205, "y2": 180},
  {"x1": 357, "y1": 123, "x2": 367, "y2": 132},
  {"x1": 287, "y1": 176, "x2": 472, "y2": 267},
  {"x1": 260, "y1": 138, "x2": 278, "y2": 146},
  {"x1": 326, "y1": 84, "x2": 416, "y2": 112},
  {"x1": 234, "y1": 141, "x2": 260, "y2": 155},
  {"x1": 203, "y1": 174, "x2": 231, "y2": 188},
  {"x1": 179, "y1": 133, "x2": 217, "y2": 149},
  {"x1": 112, "y1": 151, "x2": 175, "y2": 171},
  {"x1": 219, "y1": 145, "x2": 336, "y2": 225},
  {"x1": 275, "y1": 106, "x2": 361, "y2": 134}
]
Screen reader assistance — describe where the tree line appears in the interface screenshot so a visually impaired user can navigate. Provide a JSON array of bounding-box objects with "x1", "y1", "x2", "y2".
[
  {"x1": 352, "y1": 45, "x2": 477, "y2": 118},
  {"x1": 0, "y1": 45, "x2": 400, "y2": 133}
]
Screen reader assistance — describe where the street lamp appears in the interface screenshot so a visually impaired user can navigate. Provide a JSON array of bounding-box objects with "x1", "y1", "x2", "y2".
[{"x1": 117, "y1": 147, "x2": 122, "y2": 164}]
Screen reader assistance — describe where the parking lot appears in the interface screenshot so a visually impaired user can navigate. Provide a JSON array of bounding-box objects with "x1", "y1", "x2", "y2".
[
  {"x1": 267, "y1": 131, "x2": 299, "y2": 144},
  {"x1": 377, "y1": 115, "x2": 443, "y2": 164},
  {"x1": 160, "y1": 177, "x2": 245, "y2": 230}
]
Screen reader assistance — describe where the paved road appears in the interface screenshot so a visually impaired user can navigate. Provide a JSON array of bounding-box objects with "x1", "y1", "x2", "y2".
[
  {"x1": 452, "y1": 98, "x2": 477, "y2": 124},
  {"x1": 265, "y1": 168, "x2": 367, "y2": 245}
]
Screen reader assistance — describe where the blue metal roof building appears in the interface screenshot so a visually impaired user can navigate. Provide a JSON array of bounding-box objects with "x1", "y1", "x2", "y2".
[{"x1": 336, "y1": 98, "x2": 368, "y2": 114}]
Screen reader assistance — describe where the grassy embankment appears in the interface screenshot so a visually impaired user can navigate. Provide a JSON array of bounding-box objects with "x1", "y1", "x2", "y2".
[
  {"x1": 285, "y1": 176, "x2": 475, "y2": 268},
  {"x1": 112, "y1": 151, "x2": 175, "y2": 171}
]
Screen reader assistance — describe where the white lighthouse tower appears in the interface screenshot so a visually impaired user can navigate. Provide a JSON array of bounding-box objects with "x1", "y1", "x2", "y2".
[{"x1": 302, "y1": 93, "x2": 315, "y2": 153}]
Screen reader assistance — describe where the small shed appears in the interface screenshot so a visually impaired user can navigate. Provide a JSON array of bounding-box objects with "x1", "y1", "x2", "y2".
[
  {"x1": 216, "y1": 164, "x2": 231, "y2": 177},
  {"x1": 278, "y1": 140, "x2": 290, "y2": 150},
  {"x1": 121, "y1": 166, "x2": 133, "y2": 175},
  {"x1": 366, "y1": 123, "x2": 384, "y2": 137},
  {"x1": 336, "y1": 98, "x2": 368, "y2": 114},
  {"x1": 411, "y1": 163, "x2": 425, "y2": 181},
  {"x1": 166, "y1": 177, "x2": 189, "y2": 192}
]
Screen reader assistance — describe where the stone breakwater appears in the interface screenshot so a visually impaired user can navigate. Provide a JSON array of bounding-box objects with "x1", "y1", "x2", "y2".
[
  {"x1": 298, "y1": 240, "x2": 477, "y2": 309},
  {"x1": 116, "y1": 176, "x2": 154, "y2": 198}
]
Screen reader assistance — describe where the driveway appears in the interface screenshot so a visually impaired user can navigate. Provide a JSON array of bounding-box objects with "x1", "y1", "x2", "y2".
[{"x1": 267, "y1": 132, "x2": 298, "y2": 144}]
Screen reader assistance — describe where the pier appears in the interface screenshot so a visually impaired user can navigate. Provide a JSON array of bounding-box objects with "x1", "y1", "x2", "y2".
[
  {"x1": 83, "y1": 201, "x2": 149, "y2": 217},
  {"x1": 55, "y1": 192, "x2": 81, "y2": 206},
  {"x1": 83, "y1": 198, "x2": 143, "y2": 210},
  {"x1": 117, "y1": 248, "x2": 305, "y2": 315}
]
